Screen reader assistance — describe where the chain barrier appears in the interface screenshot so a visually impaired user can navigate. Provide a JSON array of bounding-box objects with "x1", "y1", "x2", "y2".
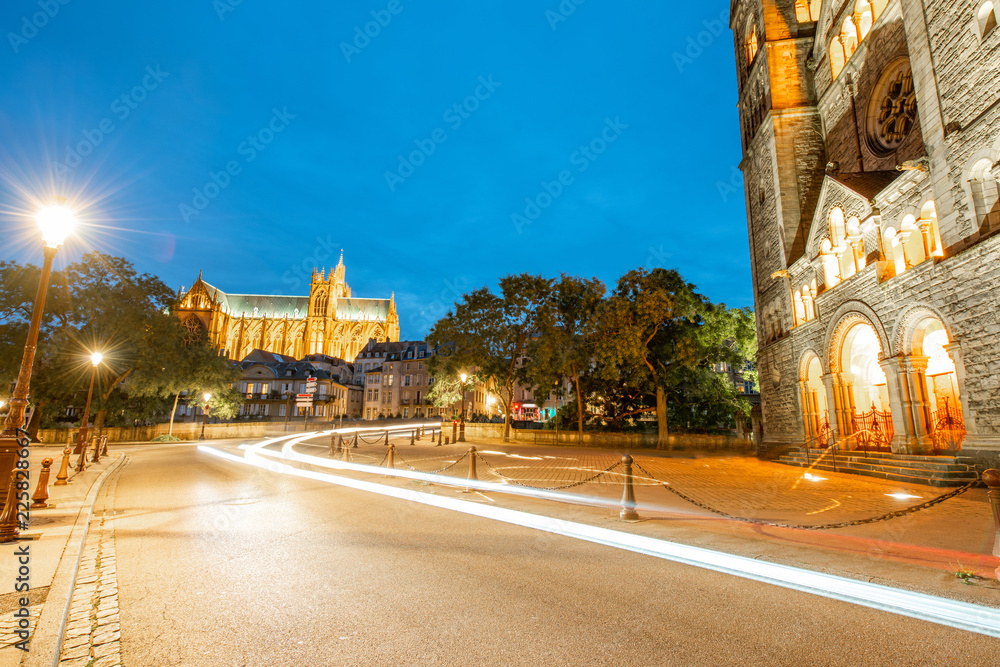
[
  {"x1": 376, "y1": 450, "x2": 390, "y2": 467},
  {"x1": 357, "y1": 432, "x2": 386, "y2": 445},
  {"x1": 631, "y1": 460, "x2": 982, "y2": 531},
  {"x1": 474, "y1": 453, "x2": 622, "y2": 491},
  {"x1": 394, "y1": 451, "x2": 469, "y2": 474}
]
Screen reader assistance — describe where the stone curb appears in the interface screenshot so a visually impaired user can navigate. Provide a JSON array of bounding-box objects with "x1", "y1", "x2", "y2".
[{"x1": 22, "y1": 455, "x2": 128, "y2": 667}]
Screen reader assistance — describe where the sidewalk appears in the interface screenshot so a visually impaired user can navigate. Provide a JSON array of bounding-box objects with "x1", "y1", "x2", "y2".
[
  {"x1": 303, "y1": 431, "x2": 1000, "y2": 605},
  {"x1": 0, "y1": 444, "x2": 125, "y2": 667}
]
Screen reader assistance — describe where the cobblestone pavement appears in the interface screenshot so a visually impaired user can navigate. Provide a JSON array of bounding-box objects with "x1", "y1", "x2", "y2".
[
  {"x1": 324, "y1": 436, "x2": 989, "y2": 528},
  {"x1": 57, "y1": 464, "x2": 123, "y2": 667},
  {"x1": 0, "y1": 606, "x2": 40, "y2": 651}
]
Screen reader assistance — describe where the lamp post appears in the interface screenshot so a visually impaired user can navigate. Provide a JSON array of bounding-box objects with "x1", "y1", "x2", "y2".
[
  {"x1": 458, "y1": 373, "x2": 468, "y2": 443},
  {"x1": 0, "y1": 204, "x2": 74, "y2": 542},
  {"x1": 74, "y1": 352, "x2": 103, "y2": 454},
  {"x1": 199, "y1": 392, "x2": 211, "y2": 440}
]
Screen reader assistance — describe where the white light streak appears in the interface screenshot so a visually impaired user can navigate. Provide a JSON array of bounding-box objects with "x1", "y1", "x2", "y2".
[
  {"x1": 886, "y1": 493, "x2": 922, "y2": 500},
  {"x1": 198, "y1": 442, "x2": 1000, "y2": 639}
]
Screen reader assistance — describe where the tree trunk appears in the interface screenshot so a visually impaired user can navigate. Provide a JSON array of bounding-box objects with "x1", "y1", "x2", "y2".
[
  {"x1": 93, "y1": 408, "x2": 107, "y2": 438},
  {"x1": 572, "y1": 364, "x2": 584, "y2": 445},
  {"x1": 27, "y1": 401, "x2": 47, "y2": 442},
  {"x1": 168, "y1": 390, "x2": 181, "y2": 437},
  {"x1": 656, "y1": 386, "x2": 669, "y2": 450},
  {"x1": 502, "y1": 392, "x2": 513, "y2": 443}
]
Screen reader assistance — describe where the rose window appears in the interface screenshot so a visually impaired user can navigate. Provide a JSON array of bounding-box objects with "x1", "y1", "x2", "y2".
[{"x1": 866, "y1": 59, "x2": 917, "y2": 156}]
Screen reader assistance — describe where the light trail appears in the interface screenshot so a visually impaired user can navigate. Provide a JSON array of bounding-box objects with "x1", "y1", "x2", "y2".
[{"x1": 198, "y1": 442, "x2": 1000, "y2": 639}]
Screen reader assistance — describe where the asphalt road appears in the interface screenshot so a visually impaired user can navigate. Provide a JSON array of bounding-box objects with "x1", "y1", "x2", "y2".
[{"x1": 110, "y1": 442, "x2": 999, "y2": 666}]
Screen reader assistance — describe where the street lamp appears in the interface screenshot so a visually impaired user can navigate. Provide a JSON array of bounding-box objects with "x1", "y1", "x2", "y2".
[
  {"x1": 458, "y1": 373, "x2": 468, "y2": 443},
  {"x1": 73, "y1": 351, "x2": 103, "y2": 454},
  {"x1": 199, "y1": 392, "x2": 211, "y2": 440},
  {"x1": 0, "y1": 203, "x2": 74, "y2": 542}
]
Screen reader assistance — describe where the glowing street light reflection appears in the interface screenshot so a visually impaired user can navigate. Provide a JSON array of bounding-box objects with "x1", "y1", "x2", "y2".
[{"x1": 198, "y1": 435, "x2": 1000, "y2": 639}]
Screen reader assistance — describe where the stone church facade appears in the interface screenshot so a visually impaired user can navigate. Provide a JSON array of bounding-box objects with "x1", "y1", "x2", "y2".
[
  {"x1": 731, "y1": 0, "x2": 1000, "y2": 458},
  {"x1": 173, "y1": 253, "x2": 400, "y2": 362}
]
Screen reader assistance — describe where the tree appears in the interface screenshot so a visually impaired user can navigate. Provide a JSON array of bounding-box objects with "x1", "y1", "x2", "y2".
[
  {"x1": 428, "y1": 274, "x2": 552, "y2": 442},
  {"x1": 596, "y1": 268, "x2": 752, "y2": 448},
  {"x1": 127, "y1": 334, "x2": 242, "y2": 436},
  {"x1": 520, "y1": 275, "x2": 605, "y2": 443}
]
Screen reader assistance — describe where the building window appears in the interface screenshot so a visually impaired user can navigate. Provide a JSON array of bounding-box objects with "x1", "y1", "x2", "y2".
[
  {"x1": 979, "y1": 0, "x2": 998, "y2": 37},
  {"x1": 404, "y1": 375, "x2": 412, "y2": 387},
  {"x1": 260, "y1": 383, "x2": 269, "y2": 396},
  {"x1": 745, "y1": 23, "x2": 759, "y2": 65},
  {"x1": 831, "y1": 0, "x2": 888, "y2": 79},
  {"x1": 403, "y1": 407, "x2": 409, "y2": 418},
  {"x1": 969, "y1": 158, "x2": 1000, "y2": 235},
  {"x1": 795, "y1": 0, "x2": 822, "y2": 22}
]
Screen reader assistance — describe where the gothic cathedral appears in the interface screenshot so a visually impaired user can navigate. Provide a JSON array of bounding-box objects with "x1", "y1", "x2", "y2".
[
  {"x1": 173, "y1": 253, "x2": 400, "y2": 362},
  {"x1": 731, "y1": 0, "x2": 1000, "y2": 458}
]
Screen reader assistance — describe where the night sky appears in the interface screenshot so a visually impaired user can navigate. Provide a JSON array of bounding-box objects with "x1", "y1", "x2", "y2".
[{"x1": 0, "y1": 0, "x2": 748, "y2": 337}]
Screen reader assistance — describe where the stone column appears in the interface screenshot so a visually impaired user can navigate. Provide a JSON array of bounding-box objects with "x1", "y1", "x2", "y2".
[
  {"x1": 879, "y1": 357, "x2": 914, "y2": 454},
  {"x1": 799, "y1": 381, "x2": 814, "y2": 444},
  {"x1": 823, "y1": 373, "x2": 846, "y2": 445},
  {"x1": 903, "y1": 355, "x2": 933, "y2": 454}
]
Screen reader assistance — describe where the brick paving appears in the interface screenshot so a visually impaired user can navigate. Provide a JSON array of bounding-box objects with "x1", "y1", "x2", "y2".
[
  {"x1": 0, "y1": 606, "x2": 40, "y2": 650},
  {"x1": 57, "y1": 474, "x2": 122, "y2": 667}
]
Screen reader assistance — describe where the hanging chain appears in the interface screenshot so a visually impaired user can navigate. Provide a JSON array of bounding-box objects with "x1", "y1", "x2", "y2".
[
  {"x1": 631, "y1": 460, "x2": 982, "y2": 531},
  {"x1": 475, "y1": 453, "x2": 622, "y2": 491},
  {"x1": 394, "y1": 451, "x2": 469, "y2": 474}
]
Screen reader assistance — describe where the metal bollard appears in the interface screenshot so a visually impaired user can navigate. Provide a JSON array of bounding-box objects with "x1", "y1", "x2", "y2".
[
  {"x1": 342, "y1": 443, "x2": 351, "y2": 462},
  {"x1": 410, "y1": 430, "x2": 415, "y2": 446},
  {"x1": 91, "y1": 435, "x2": 101, "y2": 463},
  {"x1": 100, "y1": 435, "x2": 108, "y2": 456},
  {"x1": 352, "y1": 432, "x2": 359, "y2": 449},
  {"x1": 437, "y1": 428, "x2": 442, "y2": 446},
  {"x1": 331, "y1": 433, "x2": 340, "y2": 456},
  {"x1": 984, "y1": 469, "x2": 1000, "y2": 579},
  {"x1": 386, "y1": 444, "x2": 396, "y2": 472},
  {"x1": 76, "y1": 439, "x2": 90, "y2": 473},
  {"x1": 30, "y1": 458, "x2": 54, "y2": 508},
  {"x1": 54, "y1": 446, "x2": 72, "y2": 486},
  {"x1": 620, "y1": 455, "x2": 639, "y2": 520},
  {"x1": 384, "y1": 429, "x2": 390, "y2": 446},
  {"x1": 445, "y1": 436, "x2": 450, "y2": 445},
  {"x1": 464, "y1": 446, "x2": 478, "y2": 492}
]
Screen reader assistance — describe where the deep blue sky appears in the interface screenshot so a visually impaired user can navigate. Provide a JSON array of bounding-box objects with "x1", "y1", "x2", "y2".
[{"x1": 0, "y1": 0, "x2": 748, "y2": 338}]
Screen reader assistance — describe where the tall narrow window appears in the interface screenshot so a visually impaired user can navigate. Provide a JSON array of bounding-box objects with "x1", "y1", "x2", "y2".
[
  {"x1": 970, "y1": 159, "x2": 1000, "y2": 235},
  {"x1": 746, "y1": 24, "x2": 759, "y2": 64},
  {"x1": 979, "y1": 1, "x2": 998, "y2": 37}
]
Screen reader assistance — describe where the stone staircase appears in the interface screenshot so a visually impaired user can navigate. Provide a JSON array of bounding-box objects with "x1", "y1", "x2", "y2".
[{"x1": 776, "y1": 448, "x2": 980, "y2": 487}]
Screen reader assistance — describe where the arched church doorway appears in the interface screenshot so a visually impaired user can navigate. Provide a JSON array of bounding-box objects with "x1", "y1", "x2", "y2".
[
  {"x1": 838, "y1": 322, "x2": 894, "y2": 451},
  {"x1": 799, "y1": 353, "x2": 831, "y2": 447},
  {"x1": 911, "y1": 318, "x2": 965, "y2": 451}
]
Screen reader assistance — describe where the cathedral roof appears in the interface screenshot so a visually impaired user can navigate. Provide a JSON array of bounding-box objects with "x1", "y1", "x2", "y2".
[{"x1": 336, "y1": 298, "x2": 391, "y2": 321}]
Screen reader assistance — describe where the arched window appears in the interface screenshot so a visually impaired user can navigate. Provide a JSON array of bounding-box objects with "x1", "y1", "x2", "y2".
[
  {"x1": 795, "y1": 0, "x2": 822, "y2": 22},
  {"x1": 746, "y1": 23, "x2": 759, "y2": 64},
  {"x1": 919, "y1": 200, "x2": 944, "y2": 257},
  {"x1": 831, "y1": 0, "x2": 886, "y2": 79},
  {"x1": 898, "y1": 214, "x2": 926, "y2": 268},
  {"x1": 883, "y1": 227, "x2": 906, "y2": 278},
  {"x1": 969, "y1": 158, "x2": 1000, "y2": 235},
  {"x1": 979, "y1": 1, "x2": 998, "y2": 37},
  {"x1": 830, "y1": 35, "x2": 846, "y2": 79},
  {"x1": 312, "y1": 290, "x2": 328, "y2": 317}
]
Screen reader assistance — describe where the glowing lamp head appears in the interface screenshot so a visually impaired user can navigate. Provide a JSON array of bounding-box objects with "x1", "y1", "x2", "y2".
[
  {"x1": 36, "y1": 205, "x2": 75, "y2": 248},
  {"x1": 203, "y1": 392, "x2": 212, "y2": 403},
  {"x1": 460, "y1": 373, "x2": 467, "y2": 383},
  {"x1": 90, "y1": 352, "x2": 103, "y2": 367}
]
